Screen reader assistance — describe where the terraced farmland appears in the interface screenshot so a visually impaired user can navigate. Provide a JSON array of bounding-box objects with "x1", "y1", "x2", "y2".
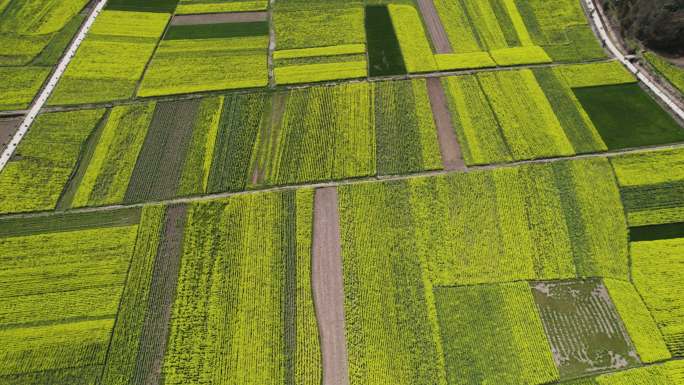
[{"x1": 0, "y1": 0, "x2": 683, "y2": 384}]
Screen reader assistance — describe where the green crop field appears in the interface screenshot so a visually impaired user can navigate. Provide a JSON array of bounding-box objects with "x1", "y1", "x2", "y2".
[{"x1": 1, "y1": 0, "x2": 684, "y2": 384}]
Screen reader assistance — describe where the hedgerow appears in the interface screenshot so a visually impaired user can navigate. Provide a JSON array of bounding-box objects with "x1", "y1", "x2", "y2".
[
  {"x1": 632, "y1": 238, "x2": 684, "y2": 356},
  {"x1": 50, "y1": 11, "x2": 169, "y2": 105},
  {"x1": 0, "y1": 109, "x2": 105, "y2": 214},
  {"x1": 73, "y1": 103, "x2": 155, "y2": 207},
  {"x1": 604, "y1": 278, "x2": 672, "y2": 363}
]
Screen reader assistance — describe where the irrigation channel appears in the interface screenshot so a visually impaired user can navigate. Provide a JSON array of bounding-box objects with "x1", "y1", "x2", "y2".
[{"x1": 0, "y1": 0, "x2": 109, "y2": 173}]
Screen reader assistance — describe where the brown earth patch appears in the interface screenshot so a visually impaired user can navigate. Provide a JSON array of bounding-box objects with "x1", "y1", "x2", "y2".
[
  {"x1": 312, "y1": 187, "x2": 350, "y2": 385},
  {"x1": 132, "y1": 204, "x2": 187, "y2": 385},
  {"x1": 0, "y1": 118, "x2": 21, "y2": 155},
  {"x1": 426, "y1": 77, "x2": 466, "y2": 171},
  {"x1": 415, "y1": 0, "x2": 452, "y2": 53},
  {"x1": 171, "y1": 11, "x2": 268, "y2": 25}
]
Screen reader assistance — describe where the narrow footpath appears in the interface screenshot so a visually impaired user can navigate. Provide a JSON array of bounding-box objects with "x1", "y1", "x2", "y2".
[
  {"x1": 426, "y1": 77, "x2": 466, "y2": 171},
  {"x1": 312, "y1": 187, "x2": 350, "y2": 385}
]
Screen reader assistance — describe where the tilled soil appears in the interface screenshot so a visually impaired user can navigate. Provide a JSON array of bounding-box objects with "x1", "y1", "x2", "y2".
[
  {"x1": 0, "y1": 118, "x2": 21, "y2": 155},
  {"x1": 171, "y1": 11, "x2": 268, "y2": 25},
  {"x1": 312, "y1": 187, "x2": 350, "y2": 385},
  {"x1": 133, "y1": 204, "x2": 187, "y2": 385},
  {"x1": 415, "y1": 0, "x2": 452, "y2": 53},
  {"x1": 426, "y1": 77, "x2": 466, "y2": 171}
]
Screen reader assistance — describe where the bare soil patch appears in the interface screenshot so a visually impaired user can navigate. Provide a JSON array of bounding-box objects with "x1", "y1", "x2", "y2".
[
  {"x1": 0, "y1": 118, "x2": 21, "y2": 155},
  {"x1": 312, "y1": 187, "x2": 350, "y2": 385},
  {"x1": 171, "y1": 11, "x2": 267, "y2": 25},
  {"x1": 426, "y1": 77, "x2": 466, "y2": 171},
  {"x1": 133, "y1": 204, "x2": 187, "y2": 385},
  {"x1": 415, "y1": 0, "x2": 452, "y2": 53}
]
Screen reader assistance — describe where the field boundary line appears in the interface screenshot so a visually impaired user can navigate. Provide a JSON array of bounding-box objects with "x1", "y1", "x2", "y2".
[
  {"x1": 583, "y1": 0, "x2": 684, "y2": 122},
  {"x1": 0, "y1": 0, "x2": 108, "y2": 172},
  {"x1": 2, "y1": 140, "x2": 684, "y2": 221}
]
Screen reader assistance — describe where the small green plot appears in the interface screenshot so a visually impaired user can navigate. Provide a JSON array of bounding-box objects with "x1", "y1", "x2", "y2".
[
  {"x1": 365, "y1": 6, "x2": 406, "y2": 77},
  {"x1": 164, "y1": 21, "x2": 269, "y2": 40},
  {"x1": 573, "y1": 83, "x2": 684, "y2": 150},
  {"x1": 531, "y1": 279, "x2": 640, "y2": 380},
  {"x1": 106, "y1": 0, "x2": 179, "y2": 12},
  {"x1": 630, "y1": 222, "x2": 684, "y2": 242}
]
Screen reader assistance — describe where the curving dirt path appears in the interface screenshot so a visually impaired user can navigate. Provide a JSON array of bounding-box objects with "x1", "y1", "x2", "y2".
[
  {"x1": 415, "y1": 0, "x2": 452, "y2": 53},
  {"x1": 426, "y1": 77, "x2": 466, "y2": 171},
  {"x1": 312, "y1": 187, "x2": 350, "y2": 385}
]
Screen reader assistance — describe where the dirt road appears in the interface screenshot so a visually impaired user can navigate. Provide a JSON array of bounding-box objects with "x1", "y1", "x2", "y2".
[
  {"x1": 426, "y1": 78, "x2": 466, "y2": 171},
  {"x1": 312, "y1": 187, "x2": 350, "y2": 385},
  {"x1": 0, "y1": 118, "x2": 21, "y2": 155},
  {"x1": 415, "y1": 0, "x2": 452, "y2": 53},
  {"x1": 171, "y1": 11, "x2": 268, "y2": 25}
]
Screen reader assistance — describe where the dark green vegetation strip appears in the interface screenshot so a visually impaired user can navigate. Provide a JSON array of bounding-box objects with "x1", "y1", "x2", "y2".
[
  {"x1": 106, "y1": 0, "x2": 179, "y2": 13},
  {"x1": 99, "y1": 206, "x2": 165, "y2": 385},
  {"x1": 131, "y1": 204, "x2": 187, "y2": 385},
  {"x1": 621, "y1": 181, "x2": 684, "y2": 214},
  {"x1": 573, "y1": 83, "x2": 684, "y2": 150},
  {"x1": 165, "y1": 21, "x2": 269, "y2": 40},
  {"x1": 208, "y1": 93, "x2": 267, "y2": 193},
  {"x1": 533, "y1": 68, "x2": 603, "y2": 154},
  {"x1": 630, "y1": 222, "x2": 684, "y2": 242},
  {"x1": 0, "y1": 366, "x2": 103, "y2": 385},
  {"x1": 33, "y1": 15, "x2": 86, "y2": 66},
  {"x1": 531, "y1": 279, "x2": 639, "y2": 379},
  {"x1": 0, "y1": 207, "x2": 141, "y2": 238},
  {"x1": 375, "y1": 81, "x2": 424, "y2": 175},
  {"x1": 283, "y1": 192, "x2": 297, "y2": 385},
  {"x1": 125, "y1": 100, "x2": 199, "y2": 204},
  {"x1": 57, "y1": 111, "x2": 111, "y2": 210},
  {"x1": 489, "y1": 0, "x2": 520, "y2": 47},
  {"x1": 365, "y1": 6, "x2": 406, "y2": 77}
]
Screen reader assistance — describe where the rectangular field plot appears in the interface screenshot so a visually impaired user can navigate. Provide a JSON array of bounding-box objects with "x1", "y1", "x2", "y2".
[
  {"x1": 273, "y1": 3, "x2": 368, "y2": 84},
  {"x1": 0, "y1": 67, "x2": 50, "y2": 111},
  {"x1": 441, "y1": 62, "x2": 633, "y2": 165},
  {"x1": 531, "y1": 279, "x2": 639, "y2": 379},
  {"x1": 0, "y1": 0, "x2": 88, "y2": 66},
  {"x1": 138, "y1": 21, "x2": 269, "y2": 96},
  {"x1": 160, "y1": 190, "x2": 321, "y2": 385},
  {"x1": 176, "y1": 0, "x2": 268, "y2": 14},
  {"x1": 435, "y1": 282, "x2": 558, "y2": 385},
  {"x1": 632, "y1": 238, "x2": 684, "y2": 356},
  {"x1": 583, "y1": 360, "x2": 684, "y2": 385},
  {"x1": 0, "y1": 210, "x2": 145, "y2": 384},
  {"x1": 339, "y1": 157, "x2": 628, "y2": 289},
  {"x1": 574, "y1": 83, "x2": 684, "y2": 150},
  {"x1": 0, "y1": 109, "x2": 105, "y2": 214},
  {"x1": 611, "y1": 148, "x2": 684, "y2": 227},
  {"x1": 49, "y1": 10, "x2": 170, "y2": 105}
]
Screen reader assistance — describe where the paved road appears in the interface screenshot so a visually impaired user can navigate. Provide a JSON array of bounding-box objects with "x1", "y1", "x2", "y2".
[{"x1": 0, "y1": 0, "x2": 109, "y2": 172}]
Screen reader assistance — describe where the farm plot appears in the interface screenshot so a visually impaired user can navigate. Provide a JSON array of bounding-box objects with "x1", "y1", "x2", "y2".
[
  {"x1": 0, "y1": 109, "x2": 105, "y2": 214},
  {"x1": 531, "y1": 279, "x2": 639, "y2": 379},
  {"x1": 610, "y1": 148, "x2": 684, "y2": 228},
  {"x1": 339, "y1": 158, "x2": 628, "y2": 288},
  {"x1": 435, "y1": 282, "x2": 558, "y2": 385},
  {"x1": 0, "y1": 209, "x2": 145, "y2": 384},
  {"x1": 176, "y1": 0, "x2": 268, "y2": 14},
  {"x1": 442, "y1": 64, "x2": 613, "y2": 165},
  {"x1": 0, "y1": 118, "x2": 21, "y2": 153},
  {"x1": 273, "y1": 2, "x2": 367, "y2": 84},
  {"x1": 0, "y1": 0, "x2": 88, "y2": 65},
  {"x1": 138, "y1": 21, "x2": 269, "y2": 96},
  {"x1": 49, "y1": 10, "x2": 170, "y2": 105},
  {"x1": 645, "y1": 52, "x2": 684, "y2": 94},
  {"x1": 72, "y1": 103, "x2": 155, "y2": 208},
  {"x1": 576, "y1": 361, "x2": 684, "y2": 385},
  {"x1": 631, "y1": 238, "x2": 684, "y2": 356},
  {"x1": 0, "y1": 67, "x2": 51, "y2": 111},
  {"x1": 106, "y1": 0, "x2": 179, "y2": 12},
  {"x1": 161, "y1": 190, "x2": 321, "y2": 385}
]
